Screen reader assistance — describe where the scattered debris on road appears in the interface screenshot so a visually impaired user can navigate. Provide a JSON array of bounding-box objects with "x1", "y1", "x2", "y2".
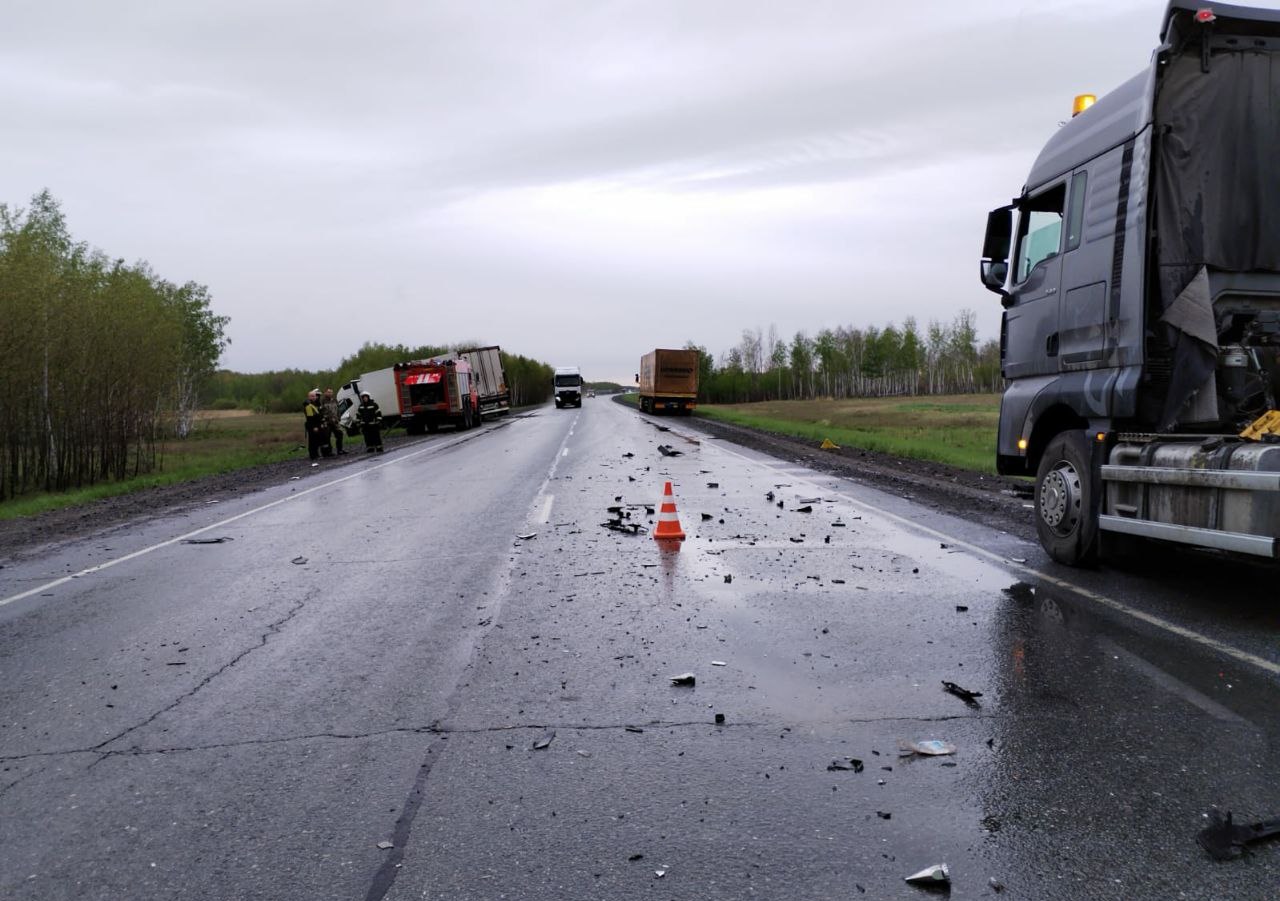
[
  {"x1": 182, "y1": 537, "x2": 233, "y2": 545},
  {"x1": 707, "y1": 481, "x2": 719, "y2": 488},
  {"x1": 623, "y1": 452, "x2": 635, "y2": 458},
  {"x1": 291, "y1": 556, "x2": 308, "y2": 565},
  {"x1": 989, "y1": 877, "x2": 1006, "y2": 893},
  {"x1": 827, "y1": 757, "x2": 864, "y2": 773},
  {"x1": 657, "y1": 445, "x2": 682, "y2": 456},
  {"x1": 628, "y1": 853, "x2": 644, "y2": 861},
  {"x1": 723, "y1": 574, "x2": 733, "y2": 583},
  {"x1": 877, "y1": 811, "x2": 892, "y2": 820},
  {"x1": 904, "y1": 863, "x2": 950, "y2": 888},
  {"x1": 516, "y1": 532, "x2": 537, "y2": 541},
  {"x1": 714, "y1": 713, "x2": 726, "y2": 724},
  {"x1": 941, "y1": 681, "x2": 983, "y2": 705},
  {"x1": 531, "y1": 730, "x2": 556, "y2": 750},
  {"x1": 377, "y1": 841, "x2": 394, "y2": 850},
  {"x1": 955, "y1": 605, "x2": 969, "y2": 612},
  {"x1": 701, "y1": 513, "x2": 713, "y2": 520},
  {"x1": 765, "y1": 490, "x2": 775, "y2": 501},
  {"x1": 625, "y1": 725, "x2": 644, "y2": 733},
  {"x1": 602, "y1": 520, "x2": 647, "y2": 535},
  {"x1": 798, "y1": 497, "x2": 821, "y2": 504},
  {"x1": 899, "y1": 739, "x2": 956, "y2": 757},
  {"x1": 1197, "y1": 808, "x2": 1280, "y2": 860},
  {"x1": 669, "y1": 672, "x2": 696, "y2": 686},
  {"x1": 711, "y1": 660, "x2": 726, "y2": 666},
  {"x1": 794, "y1": 505, "x2": 813, "y2": 513}
]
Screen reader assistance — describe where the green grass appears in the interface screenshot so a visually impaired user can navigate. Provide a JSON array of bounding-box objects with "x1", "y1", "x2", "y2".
[
  {"x1": 0, "y1": 411, "x2": 306, "y2": 520},
  {"x1": 697, "y1": 395, "x2": 1001, "y2": 473}
]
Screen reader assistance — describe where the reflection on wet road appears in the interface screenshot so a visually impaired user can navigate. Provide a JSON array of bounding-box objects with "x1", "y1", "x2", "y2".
[{"x1": 1, "y1": 400, "x2": 1277, "y2": 900}]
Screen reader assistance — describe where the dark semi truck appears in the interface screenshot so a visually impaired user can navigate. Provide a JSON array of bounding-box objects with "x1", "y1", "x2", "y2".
[{"x1": 981, "y1": 1, "x2": 1280, "y2": 565}]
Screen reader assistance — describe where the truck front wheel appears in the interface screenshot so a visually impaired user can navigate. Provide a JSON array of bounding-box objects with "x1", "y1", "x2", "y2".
[{"x1": 1035, "y1": 431, "x2": 1098, "y2": 566}]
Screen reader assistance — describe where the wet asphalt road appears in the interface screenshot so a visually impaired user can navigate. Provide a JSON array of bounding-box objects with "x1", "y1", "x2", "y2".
[{"x1": 1, "y1": 399, "x2": 1278, "y2": 900}]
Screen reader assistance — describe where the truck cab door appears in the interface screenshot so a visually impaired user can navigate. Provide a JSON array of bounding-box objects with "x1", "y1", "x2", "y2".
[
  {"x1": 1055, "y1": 169, "x2": 1109, "y2": 369},
  {"x1": 1002, "y1": 183, "x2": 1068, "y2": 380}
]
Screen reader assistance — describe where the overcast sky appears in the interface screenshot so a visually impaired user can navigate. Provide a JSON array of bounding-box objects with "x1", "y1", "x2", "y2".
[{"x1": 1, "y1": 1, "x2": 1243, "y2": 383}]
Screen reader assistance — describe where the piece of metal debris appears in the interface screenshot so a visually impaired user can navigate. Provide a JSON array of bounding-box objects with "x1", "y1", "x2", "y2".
[
  {"x1": 376, "y1": 841, "x2": 394, "y2": 850},
  {"x1": 625, "y1": 725, "x2": 644, "y2": 733},
  {"x1": 707, "y1": 482, "x2": 719, "y2": 488},
  {"x1": 900, "y1": 739, "x2": 956, "y2": 757},
  {"x1": 291, "y1": 556, "x2": 308, "y2": 565},
  {"x1": 669, "y1": 673, "x2": 696, "y2": 686},
  {"x1": 654, "y1": 868, "x2": 667, "y2": 878},
  {"x1": 1197, "y1": 808, "x2": 1280, "y2": 860},
  {"x1": 955, "y1": 605, "x2": 969, "y2": 612},
  {"x1": 794, "y1": 505, "x2": 813, "y2": 513},
  {"x1": 531, "y1": 730, "x2": 556, "y2": 750},
  {"x1": 723, "y1": 574, "x2": 733, "y2": 583},
  {"x1": 516, "y1": 532, "x2": 537, "y2": 540},
  {"x1": 701, "y1": 513, "x2": 713, "y2": 521},
  {"x1": 657, "y1": 445, "x2": 682, "y2": 456},
  {"x1": 941, "y1": 681, "x2": 983, "y2": 704},
  {"x1": 711, "y1": 660, "x2": 726, "y2": 666},
  {"x1": 904, "y1": 863, "x2": 950, "y2": 887},
  {"x1": 628, "y1": 853, "x2": 644, "y2": 861},
  {"x1": 714, "y1": 713, "x2": 725, "y2": 724},
  {"x1": 827, "y1": 757, "x2": 864, "y2": 773},
  {"x1": 989, "y1": 877, "x2": 1006, "y2": 893},
  {"x1": 182, "y1": 537, "x2": 233, "y2": 545},
  {"x1": 798, "y1": 497, "x2": 820, "y2": 504}
]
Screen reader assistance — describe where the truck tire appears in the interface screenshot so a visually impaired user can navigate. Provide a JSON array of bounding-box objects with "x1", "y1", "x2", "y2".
[
  {"x1": 426, "y1": 421, "x2": 439, "y2": 434},
  {"x1": 1035, "y1": 431, "x2": 1099, "y2": 566},
  {"x1": 475, "y1": 406, "x2": 483, "y2": 426}
]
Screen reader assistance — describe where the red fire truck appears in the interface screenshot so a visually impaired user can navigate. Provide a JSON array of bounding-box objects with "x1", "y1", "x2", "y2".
[{"x1": 395, "y1": 356, "x2": 481, "y2": 434}]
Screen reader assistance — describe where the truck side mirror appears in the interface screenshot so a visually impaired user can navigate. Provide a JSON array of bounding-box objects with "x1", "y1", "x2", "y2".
[
  {"x1": 981, "y1": 205, "x2": 1014, "y2": 299},
  {"x1": 634, "y1": 373, "x2": 639, "y2": 383}
]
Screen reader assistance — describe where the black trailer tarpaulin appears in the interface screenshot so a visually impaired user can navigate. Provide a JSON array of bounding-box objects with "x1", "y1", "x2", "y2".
[{"x1": 1153, "y1": 19, "x2": 1280, "y2": 427}]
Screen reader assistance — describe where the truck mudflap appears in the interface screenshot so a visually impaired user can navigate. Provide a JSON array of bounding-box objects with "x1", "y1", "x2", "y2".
[{"x1": 1102, "y1": 438, "x2": 1280, "y2": 558}]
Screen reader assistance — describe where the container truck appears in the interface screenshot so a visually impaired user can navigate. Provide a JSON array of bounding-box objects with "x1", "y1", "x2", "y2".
[
  {"x1": 458, "y1": 345, "x2": 511, "y2": 416},
  {"x1": 337, "y1": 356, "x2": 480, "y2": 435},
  {"x1": 979, "y1": 1, "x2": 1280, "y2": 565},
  {"x1": 637, "y1": 349, "x2": 699, "y2": 415},
  {"x1": 554, "y1": 366, "x2": 583, "y2": 408}
]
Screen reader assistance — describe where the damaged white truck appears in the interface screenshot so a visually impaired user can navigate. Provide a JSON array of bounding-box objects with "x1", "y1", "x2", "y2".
[{"x1": 981, "y1": 1, "x2": 1280, "y2": 565}]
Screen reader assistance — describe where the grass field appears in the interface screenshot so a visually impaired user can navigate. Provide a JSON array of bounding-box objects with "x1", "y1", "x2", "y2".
[
  {"x1": 0, "y1": 411, "x2": 306, "y2": 520},
  {"x1": 698, "y1": 395, "x2": 1001, "y2": 473}
]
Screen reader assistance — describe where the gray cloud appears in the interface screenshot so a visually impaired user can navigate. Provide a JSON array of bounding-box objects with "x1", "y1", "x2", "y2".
[{"x1": 2, "y1": 0, "x2": 1206, "y2": 382}]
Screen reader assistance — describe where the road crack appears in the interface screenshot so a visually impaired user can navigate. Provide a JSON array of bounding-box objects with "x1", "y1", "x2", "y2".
[{"x1": 86, "y1": 592, "x2": 311, "y2": 760}]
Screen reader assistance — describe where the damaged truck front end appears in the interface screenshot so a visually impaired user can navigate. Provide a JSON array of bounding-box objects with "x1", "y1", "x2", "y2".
[{"x1": 981, "y1": 1, "x2": 1280, "y2": 565}]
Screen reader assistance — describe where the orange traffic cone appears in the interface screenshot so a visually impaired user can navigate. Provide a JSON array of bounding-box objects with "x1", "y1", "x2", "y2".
[{"x1": 653, "y1": 481, "x2": 686, "y2": 541}]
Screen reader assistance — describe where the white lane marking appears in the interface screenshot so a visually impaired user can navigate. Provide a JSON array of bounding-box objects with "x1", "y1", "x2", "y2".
[
  {"x1": 709, "y1": 440, "x2": 1280, "y2": 677},
  {"x1": 543, "y1": 413, "x2": 578, "y2": 483},
  {"x1": 561, "y1": 448, "x2": 569, "y2": 457},
  {"x1": 538, "y1": 494, "x2": 555, "y2": 524},
  {"x1": 1098, "y1": 637, "x2": 1249, "y2": 725},
  {"x1": 0, "y1": 432, "x2": 482, "y2": 610}
]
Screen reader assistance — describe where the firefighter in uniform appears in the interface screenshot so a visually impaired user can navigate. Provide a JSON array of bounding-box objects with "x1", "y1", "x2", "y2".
[
  {"x1": 304, "y1": 390, "x2": 326, "y2": 461},
  {"x1": 358, "y1": 391, "x2": 384, "y2": 453}
]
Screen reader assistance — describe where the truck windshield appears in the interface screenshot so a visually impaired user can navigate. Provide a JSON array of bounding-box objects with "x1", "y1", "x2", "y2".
[
  {"x1": 555, "y1": 375, "x2": 580, "y2": 387},
  {"x1": 1015, "y1": 184, "x2": 1066, "y2": 282}
]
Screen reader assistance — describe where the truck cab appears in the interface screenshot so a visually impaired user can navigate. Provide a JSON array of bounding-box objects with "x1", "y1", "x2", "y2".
[
  {"x1": 981, "y1": 1, "x2": 1280, "y2": 564},
  {"x1": 554, "y1": 367, "x2": 583, "y2": 408},
  {"x1": 396, "y1": 357, "x2": 481, "y2": 433}
]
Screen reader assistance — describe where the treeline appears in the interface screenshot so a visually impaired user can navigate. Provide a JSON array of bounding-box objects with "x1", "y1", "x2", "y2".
[
  {"x1": 0, "y1": 191, "x2": 228, "y2": 500},
  {"x1": 692, "y1": 311, "x2": 1000, "y2": 404},
  {"x1": 206, "y1": 342, "x2": 555, "y2": 412}
]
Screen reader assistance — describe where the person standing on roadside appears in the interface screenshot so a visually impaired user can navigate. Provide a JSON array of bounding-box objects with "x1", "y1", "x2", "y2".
[
  {"x1": 304, "y1": 389, "x2": 326, "y2": 462},
  {"x1": 321, "y1": 388, "x2": 346, "y2": 455},
  {"x1": 357, "y1": 391, "x2": 384, "y2": 453}
]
